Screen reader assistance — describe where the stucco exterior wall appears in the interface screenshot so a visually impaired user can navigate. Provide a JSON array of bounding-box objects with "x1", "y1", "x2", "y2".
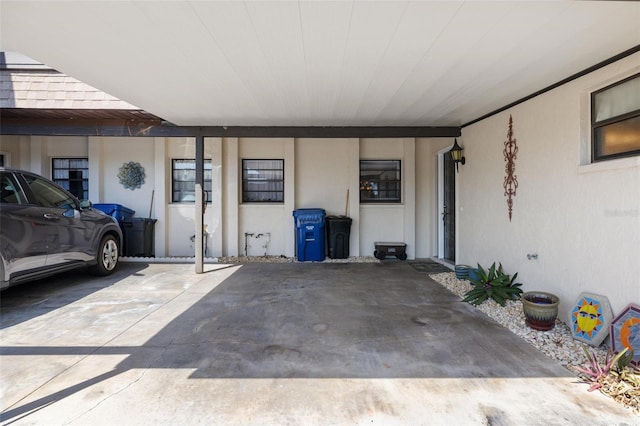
[
  {"x1": 237, "y1": 138, "x2": 294, "y2": 257},
  {"x1": 0, "y1": 135, "x2": 26, "y2": 168},
  {"x1": 1, "y1": 133, "x2": 445, "y2": 261},
  {"x1": 164, "y1": 138, "x2": 219, "y2": 257},
  {"x1": 458, "y1": 52, "x2": 640, "y2": 316},
  {"x1": 295, "y1": 138, "x2": 361, "y2": 256},
  {"x1": 359, "y1": 138, "x2": 417, "y2": 258}
]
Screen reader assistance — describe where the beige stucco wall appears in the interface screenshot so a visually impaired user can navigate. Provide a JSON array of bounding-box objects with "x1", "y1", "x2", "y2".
[
  {"x1": 0, "y1": 135, "x2": 25, "y2": 168},
  {"x1": 0, "y1": 131, "x2": 453, "y2": 261},
  {"x1": 359, "y1": 138, "x2": 416, "y2": 258},
  {"x1": 164, "y1": 137, "x2": 220, "y2": 257},
  {"x1": 295, "y1": 138, "x2": 361, "y2": 256},
  {"x1": 458, "y1": 52, "x2": 640, "y2": 316},
  {"x1": 237, "y1": 137, "x2": 294, "y2": 257}
]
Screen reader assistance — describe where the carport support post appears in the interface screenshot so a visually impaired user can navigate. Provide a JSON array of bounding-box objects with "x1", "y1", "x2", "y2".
[{"x1": 195, "y1": 134, "x2": 204, "y2": 274}]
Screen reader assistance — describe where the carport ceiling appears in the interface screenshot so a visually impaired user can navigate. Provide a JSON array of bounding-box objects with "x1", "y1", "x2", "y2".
[{"x1": 1, "y1": 1, "x2": 639, "y2": 128}]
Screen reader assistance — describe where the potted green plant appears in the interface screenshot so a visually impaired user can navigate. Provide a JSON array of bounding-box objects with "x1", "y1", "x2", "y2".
[
  {"x1": 521, "y1": 291, "x2": 560, "y2": 331},
  {"x1": 462, "y1": 262, "x2": 523, "y2": 306}
]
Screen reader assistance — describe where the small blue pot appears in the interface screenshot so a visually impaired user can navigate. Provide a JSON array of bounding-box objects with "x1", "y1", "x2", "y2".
[
  {"x1": 454, "y1": 264, "x2": 470, "y2": 280},
  {"x1": 468, "y1": 267, "x2": 481, "y2": 282}
]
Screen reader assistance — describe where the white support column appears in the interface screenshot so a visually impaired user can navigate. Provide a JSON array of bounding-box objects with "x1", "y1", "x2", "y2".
[
  {"x1": 223, "y1": 137, "x2": 239, "y2": 256},
  {"x1": 403, "y1": 138, "x2": 416, "y2": 260},
  {"x1": 283, "y1": 138, "x2": 296, "y2": 257},
  {"x1": 29, "y1": 137, "x2": 44, "y2": 174},
  {"x1": 88, "y1": 136, "x2": 104, "y2": 202},
  {"x1": 18, "y1": 135, "x2": 31, "y2": 170},
  {"x1": 348, "y1": 138, "x2": 360, "y2": 256},
  {"x1": 153, "y1": 137, "x2": 167, "y2": 257}
]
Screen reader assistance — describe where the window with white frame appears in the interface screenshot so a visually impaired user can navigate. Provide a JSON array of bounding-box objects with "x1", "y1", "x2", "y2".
[
  {"x1": 52, "y1": 158, "x2": 88, "y2": 200},
  {"x1": 592, "y1": 73, "x2": 640, "y2": 162},
  {"x1": 242, "y1": 159, "x2": 284, "y2": 203},
  {"x1": 172, "y1": 159, "x2": 212, "y2": 203},
  {"x1": 360, "y1": 160, "x2": 401, "y2": 203}
]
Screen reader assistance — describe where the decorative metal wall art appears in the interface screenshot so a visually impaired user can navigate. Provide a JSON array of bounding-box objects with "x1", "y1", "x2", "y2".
[
  {"x1": 118, "y1": 161, "x2": 145, "y2": 190},
  {"x1": 503, "y1": 115, "x2": 518, "y2": 221}
]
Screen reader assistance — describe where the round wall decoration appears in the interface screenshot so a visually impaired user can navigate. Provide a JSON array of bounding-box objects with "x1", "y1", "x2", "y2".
[{"x1": 118, "y1": 161, "x2": 145, "y2": 190}]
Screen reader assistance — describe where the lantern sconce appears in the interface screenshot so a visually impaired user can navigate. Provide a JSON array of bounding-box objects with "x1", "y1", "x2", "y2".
[{"x1": 449, "y1": 138, "x2": 465, "y2": 172}]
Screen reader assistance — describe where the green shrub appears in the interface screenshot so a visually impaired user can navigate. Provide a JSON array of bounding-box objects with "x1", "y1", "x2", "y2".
[{"x1": 462, "y1": 262, "x2": 523, "y2": 306}]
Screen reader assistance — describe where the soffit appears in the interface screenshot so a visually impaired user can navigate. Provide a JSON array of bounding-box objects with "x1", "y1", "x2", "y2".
[{"x1": 1, "y1": 1, "x2": 639, "y2": 127}]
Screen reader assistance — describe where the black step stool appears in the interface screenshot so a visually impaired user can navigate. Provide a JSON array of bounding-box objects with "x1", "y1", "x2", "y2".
[{"x1": 374, "y1": 242, "x2": 407, "y2": 260}]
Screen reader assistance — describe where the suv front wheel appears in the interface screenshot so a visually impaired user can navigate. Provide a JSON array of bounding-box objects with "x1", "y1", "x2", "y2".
[{"x1": 91, "y1": 234, "x2": 119, "y2": 275}]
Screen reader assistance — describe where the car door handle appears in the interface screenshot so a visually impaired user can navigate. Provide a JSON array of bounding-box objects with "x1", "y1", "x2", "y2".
[{"x1": 43, "y1": 213, "x2": 60, "y2": 221}]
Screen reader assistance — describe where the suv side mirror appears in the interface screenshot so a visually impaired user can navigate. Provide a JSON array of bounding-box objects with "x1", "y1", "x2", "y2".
[{"x1": 79, "y1": 199, "x2": 92, "y2": 209}]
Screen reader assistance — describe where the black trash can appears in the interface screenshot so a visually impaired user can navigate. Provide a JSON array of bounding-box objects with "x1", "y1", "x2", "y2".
[
  {"x1": 326, "y1": 215, "x2": 352, "y2": 259},
  {"x1": 123, "y1": 218, "x2": 157, "y2": 257}
]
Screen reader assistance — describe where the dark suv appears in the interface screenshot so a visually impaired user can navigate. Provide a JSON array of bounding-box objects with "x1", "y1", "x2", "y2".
[{"x1": 0, "y1": 168, "x2": 123, "y2": 290}]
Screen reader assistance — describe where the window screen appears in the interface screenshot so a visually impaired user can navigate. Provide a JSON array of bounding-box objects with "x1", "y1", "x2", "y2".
[
  {"x1": 242, "y1": 159, "x2": 284, "y2": 203},
  {"x1": 360, "y1": 160, "x2": 401, "y2": 203},
  {"x1": 52, "y1": 158, "x2": 88, "y2": 200},
  {"x1": 172, "y1": 159, "x2": 212, "y2": 203}
]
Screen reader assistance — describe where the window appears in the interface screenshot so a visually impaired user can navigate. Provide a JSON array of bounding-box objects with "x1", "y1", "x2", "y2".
[
  {"x1": 242, "y1": 159, "x2": 284, "y2": 203},
  {"x1": 52, "y1": 158, "x2": 88, "y2": 200},
  {"x1": 360, "y1": 160, "x2": 401, "y2": 203},
  {"x1": 172, "y1": 159, "x2": 212, "y2": 203},
  {"x1": 0, "y1": 172, "x2": 26, "y2": 204},
  {"x1": 23, "y1": 173, "x2": 77, "y2": 210},
  {"x1": 592, "y1": 73, "x2": 640, "y2": 162}
]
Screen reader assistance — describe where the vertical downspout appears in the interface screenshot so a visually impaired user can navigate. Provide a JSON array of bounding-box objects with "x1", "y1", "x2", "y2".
[{"x1": 195, "y1": 132, "x2": 204, "y2": 273}]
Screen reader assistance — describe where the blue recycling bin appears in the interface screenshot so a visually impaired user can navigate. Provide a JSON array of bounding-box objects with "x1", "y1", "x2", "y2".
[
  {"x1": 93, "y1": 203, "x2": 135, "y2": 224},
  {"x1": 293, "y1": 208, "x2": 326, "y2": 261}
]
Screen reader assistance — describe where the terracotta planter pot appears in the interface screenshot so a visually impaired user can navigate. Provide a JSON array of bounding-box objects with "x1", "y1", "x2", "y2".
[{"x1": 522, "y1": 291, "x2": 560, "y2": 331}]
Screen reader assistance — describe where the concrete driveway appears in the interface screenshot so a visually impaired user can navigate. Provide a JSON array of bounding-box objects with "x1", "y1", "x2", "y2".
[{"x1": 0, "y1": 261, "x2": 636, "y2": 425}]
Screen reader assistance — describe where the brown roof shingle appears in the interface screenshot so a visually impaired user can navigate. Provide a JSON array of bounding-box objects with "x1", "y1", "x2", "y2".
[{"x1": 0, "y1": 70, "x2": 141, "y2": 110}]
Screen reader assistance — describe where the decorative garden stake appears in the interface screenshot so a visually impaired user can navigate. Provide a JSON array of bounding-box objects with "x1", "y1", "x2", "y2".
[
  {"x1": 503, "y1": 115, "x2": 518, "y2": 221},
  {"x1": 118, "y1": 161, "x2": 145, "y2": 190}
]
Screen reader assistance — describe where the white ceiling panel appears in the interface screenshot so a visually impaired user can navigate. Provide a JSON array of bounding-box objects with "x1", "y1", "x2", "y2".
[{"x1": 1, "y1": 1, "x2": 639, "y2": 127}]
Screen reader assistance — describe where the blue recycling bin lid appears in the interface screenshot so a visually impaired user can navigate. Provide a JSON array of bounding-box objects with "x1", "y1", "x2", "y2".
[
  {"x1": 93, "y1": 203, "x2": 135, "y2": 223},
  {"x1": 293, "y1": 208, "x2": 325, "y2": 225}
]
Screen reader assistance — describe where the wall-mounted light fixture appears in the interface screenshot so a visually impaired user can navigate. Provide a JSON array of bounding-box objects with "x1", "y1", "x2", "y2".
[{"x1": 449, "y1": 138, "x2": 465, "y2": 172}]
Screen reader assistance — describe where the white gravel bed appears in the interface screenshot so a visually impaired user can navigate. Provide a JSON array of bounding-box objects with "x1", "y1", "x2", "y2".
[{"x1": 429, "y1": 272, "x2": 609, "y2": 369}]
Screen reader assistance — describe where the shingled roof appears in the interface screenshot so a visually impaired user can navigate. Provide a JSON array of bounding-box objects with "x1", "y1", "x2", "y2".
[
  {"x1": 1, "y1": 70, "x2": 140, "y2": 110},
  {"x1": 0, "y1": 52, "x2": 161, "y2": 121}
]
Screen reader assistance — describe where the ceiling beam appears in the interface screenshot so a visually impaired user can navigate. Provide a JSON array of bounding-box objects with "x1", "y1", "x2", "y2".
[{"x1": 0, "y1": 119, "x2": 460, "y2": 138}]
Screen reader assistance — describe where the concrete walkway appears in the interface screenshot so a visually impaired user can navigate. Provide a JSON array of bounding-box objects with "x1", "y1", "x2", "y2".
[{"x1": 0, "y1": 262, "x2": 636, "y2": 425}]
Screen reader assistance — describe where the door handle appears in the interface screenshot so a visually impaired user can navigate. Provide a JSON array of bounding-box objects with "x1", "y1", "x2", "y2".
[{"x1": 43, "y1": 213, "x2": 59, "y2": 220}]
